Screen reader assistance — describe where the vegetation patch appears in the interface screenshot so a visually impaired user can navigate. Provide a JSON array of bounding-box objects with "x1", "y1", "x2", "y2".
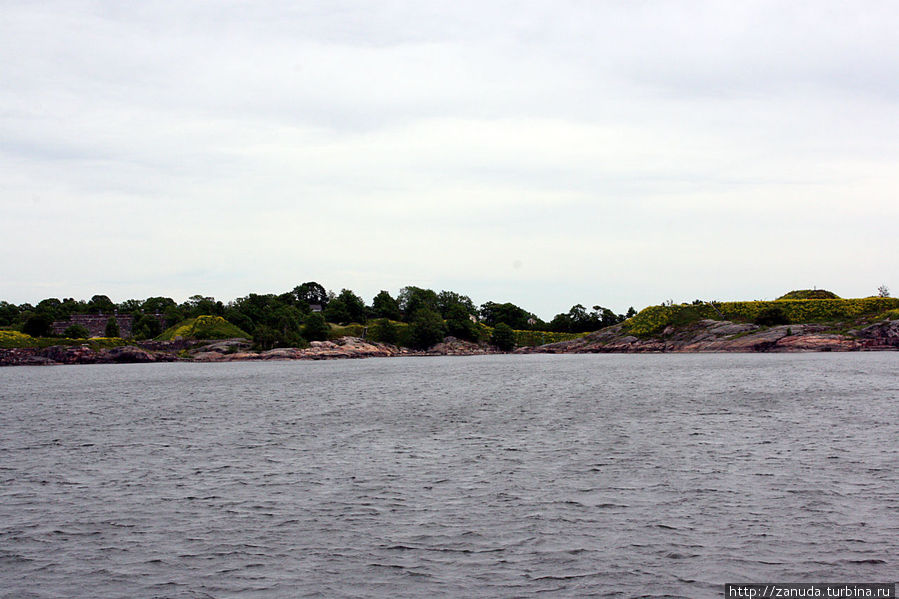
[
  {"x1": 512, "y1": 329, "x2": 585, "y2": 347},
  {"x1": 625, "y1": 298, "x2": 899, "y2": 337},
  {"x1": 158, "y1": 315, "x2": 249, "y2": 341},
  {"x1": 0, "y1": 330, "x2": 39, "y2": 348},
  {"x1": 777, "y1": 289, "x2": 841, "y2": 300},
  {"x1": 0, "y1": 330, "x2": 128, "y2": 349}
]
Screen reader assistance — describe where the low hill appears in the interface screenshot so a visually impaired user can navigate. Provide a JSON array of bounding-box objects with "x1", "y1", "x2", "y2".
[
  {"x1": 623, "y1": 297, "x2": 899, "y2": 337},
  {"x1": 157, "y1": 315, "x2": 249, "y2": 341},
  {"x1": 776, "y1": 289, "x2": 840, "y2": 300}
]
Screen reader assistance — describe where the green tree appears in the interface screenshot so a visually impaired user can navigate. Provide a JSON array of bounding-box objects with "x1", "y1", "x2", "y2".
[
  {"x1": 292, "y1": 282, "x2": 329, "y2": 310},
  {"x1": 22, "y1": 313, "x2": 53, "y2": 337},
  {"x1": 325, "y1": 289, "x2": 367, "y2": 324},
  {"x1": 63, "y1": 324, "x2": 90, "y2": 338},
  {"x1": 88, "y1": 294, "x2": 116, "y2": 314},
  {"x1": 369, "y1": 318, "x2": 399, "y2": 344},
  {"x1": 490, "y1": 322, "x2": 515, "y2": 351},
  {"x1": 118, "y1": 299, "x2": 142, "y2": 313},
  {"x1": 437, "y1": 290, "x2": 476, "y2": 318},
  {"x1": 182, "y1": 295, "x2": 223, "y2": 318},
  {"x1": 141, "y1": 296, "x2": 177, "y2": 314},
  {"x1": 132, "y1": 313, "x2": 163, "y2": 340},
  {"x1": 371, "y1": 290, "x2": 401, "y2": 320},
  {"x1": 105, "y1": 317, "x2": 120, "y2": 338},
  {"x1": 253, "y1": 324, "x2": 278, "y2": 350},
  {"x1": 445, "y1": 303, "x2": 479, "y2": 341},
  {"x1": 479, "y1": 301, "x2": 534, "y2": 329},
  {"x1": 303, "y1": 312, "x2": 330, "y2": 341},
  {"x1": 398, "y1": 286, "x2": 438, "y2": 321},
  {"x1": 0, "y1": 301, "x2": 20, "y2": 326},
  {"x1": 407, "y1": 308, "x2": 446, "y2": 349}
]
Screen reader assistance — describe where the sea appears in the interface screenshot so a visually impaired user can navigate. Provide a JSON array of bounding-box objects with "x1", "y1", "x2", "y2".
[{"x1": 1, "y1": 353, "x2": 897, "y2": 598}]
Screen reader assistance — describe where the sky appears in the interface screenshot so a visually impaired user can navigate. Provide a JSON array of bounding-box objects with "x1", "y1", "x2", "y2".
[{"x1": 2, "y1": 1, "x2": 897, "y2": 319}]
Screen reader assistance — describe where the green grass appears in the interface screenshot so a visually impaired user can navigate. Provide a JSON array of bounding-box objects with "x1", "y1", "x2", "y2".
[
  {"x1": 0, "y1": 330, "x2": 129, "y2": 350},
  {"x1": 158, "y1": 315, "x2": 249, "y2": 341},
  {"x1": 777, "y1": 289, "x2": 840, "y2": 300}
]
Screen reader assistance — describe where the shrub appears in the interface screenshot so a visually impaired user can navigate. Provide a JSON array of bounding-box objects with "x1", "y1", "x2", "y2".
[
  {"x1": 22, "y1": 314, "x2": 52, "y2": 337},
  {"x1": 754, "y1": 307, "x2": 790, "y2": 326},
  {"x1": 369, "y1": 319, "x2": 399, "y2": 344},
  {"x1": 0, "y1": 330, "x2": 38, "y2": 348},
  {"x1": 302, "y1": 313, "x2": 329, "y2": 342},
  {"x1": 63, "y1": 324, "x2": 90, "y2": 338},
  {"x1": 407, "y1": 308, "x2": 446, "y2": 349},
  {"x1": 104, "y1": 317, "x2": 120, "y2": 338},
  {"x1": 490, "y1": 323, "x2": 515, "y2": 351}
]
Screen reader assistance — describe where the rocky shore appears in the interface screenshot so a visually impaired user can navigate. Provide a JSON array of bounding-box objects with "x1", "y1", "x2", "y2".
[
  {"x1": 0, "y1": 336, "x2": 500, "y2": 366},
  {"x1": 516, "y1": 318, "x2": 899, "y2": 354},
  {"x1": 3, "y1": 319, "x2": 897, "y2": 366}
]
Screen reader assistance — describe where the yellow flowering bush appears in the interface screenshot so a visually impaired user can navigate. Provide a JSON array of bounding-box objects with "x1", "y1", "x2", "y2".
[{"x1": 0, "y1": 330, "x2": 38, "y2": 348}]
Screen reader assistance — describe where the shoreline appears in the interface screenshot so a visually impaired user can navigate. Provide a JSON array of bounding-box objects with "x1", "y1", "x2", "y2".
[{"x1": 3, "y1": 319, "x2": 899, "y2": 367}]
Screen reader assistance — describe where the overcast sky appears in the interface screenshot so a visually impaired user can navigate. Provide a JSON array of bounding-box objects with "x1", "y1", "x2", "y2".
[{"x1": 2, "y1": 1, "x2": 896, "y2": 318}]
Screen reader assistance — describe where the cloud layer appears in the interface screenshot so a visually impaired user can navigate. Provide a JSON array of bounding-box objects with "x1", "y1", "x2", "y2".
[{"x1": 2, "y1": 1, "x2": 897, "y2": 317}]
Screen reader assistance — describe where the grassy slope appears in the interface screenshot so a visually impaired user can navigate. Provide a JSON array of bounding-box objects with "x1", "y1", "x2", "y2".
[
  {"x1": 624, "y1": 298, "x2": 899, "y2": 337},
  {"x1": 157, "y1": 315, "x2": 250, "y2": 341}
]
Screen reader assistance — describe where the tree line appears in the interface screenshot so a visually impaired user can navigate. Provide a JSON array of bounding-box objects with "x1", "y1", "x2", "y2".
[{"x1": 0, "y1": 282, "x2": 635, "y2": 349}]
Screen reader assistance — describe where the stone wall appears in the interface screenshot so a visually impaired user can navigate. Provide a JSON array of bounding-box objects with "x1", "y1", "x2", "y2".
[{"x1": 51, "y1": 313, "x2": 164, "y2": 338}]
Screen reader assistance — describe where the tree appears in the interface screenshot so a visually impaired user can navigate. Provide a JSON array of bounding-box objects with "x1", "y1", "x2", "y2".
[
  {"x1": 132, "y1": 313, "x2": 163, "y2": 340},
  {"x1": 437, "y1": 290, "x2": 476, "y2": 318},
  {"x1": 324, "y1": 289, "x2": 366, "y2": 324},
  {"x1": 118, "y1": 299, "x2": 142, "y2": 313},
  {"x1": 407, "y1": 308, "x2": 446, "y2": 349},
  {"x1": 22, "y1": 313, "x2": 52, "y2": 337},
  {"x1": 548, "y1": 303, "x2": 625, "y2": 333},
  {"x1": 105, "y1": 317, "x2": 120, "y2": 337},
  {"x1": 303, "y1": 313, "x2": 330, "y2": 341},
  {"x1": 183, "y1": 295, "x2": 222, "y2": 317},
  {"x1": 371, "y1": 290, "x2": 401, "y2": 320},
  {"x1": 398, "y1": 286, "x2": 438, "y2": 320},
  {"x1": 292, "y1": 282, "x2": 329, "y2": 309},
  {"x1": 63, "y1": 324, "x2": 90, "y2": 338},
  {"x1": 88, "y1": 294, "x2": 116, "y2": 314},
  {"x1": 253, "y1": 324, "x2": 278, "y2": 351},
  {"x1": 878, "y1": 284, "x2": 891, "y2": 298},
  {"x1": 0, "y1": 301, "x2": 19, "y2": 326},
  {"x1": 141, "y1": 297, "x2": 177, "y2": 314},
  {"x1": 479, "y1": 301, "x2": 534, "y2": 330},
  {"x1": 445, "y1": 303, "x2": 479, "y2": 341},
  {"x1": 369, "y1": 318, "x2": 399, "y2": 344},
  {"x1": 490, "y1": 323, "x2": 515, "y2": 351}
]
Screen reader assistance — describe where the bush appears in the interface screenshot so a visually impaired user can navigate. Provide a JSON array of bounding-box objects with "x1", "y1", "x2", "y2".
[
  {"x1": 105, "y1": 317, "x2": 120, "y2": 338},
  {"x1": 0, "y1": 330, "x2": 38, "y2": 348},
  {"x1": 63, "y1": 324, "x2": 90, "y2": 338},
  {"x1": 753, "y1": 307, "x2": 790, "y2": 326},
  {"x1": 407, "y1": 308, "x2": 446, "y2": 349},
  {"x1": 369, "y1": 319, "x2": 399, "y2": 344},
  {"x1": 22, "y1": 314, "x2": 52, "y2": 337},
  {"x1": 303, "y1": 313, "x2": 329, "y2": 342},
  {"x1": 490, "y1": 322, "x2": 515, "y2": 351}
]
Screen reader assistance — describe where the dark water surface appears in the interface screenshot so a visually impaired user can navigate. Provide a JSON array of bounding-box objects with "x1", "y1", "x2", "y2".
[{"x1": 1, "y1": 353, "x2": 897, "y2": 598}]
